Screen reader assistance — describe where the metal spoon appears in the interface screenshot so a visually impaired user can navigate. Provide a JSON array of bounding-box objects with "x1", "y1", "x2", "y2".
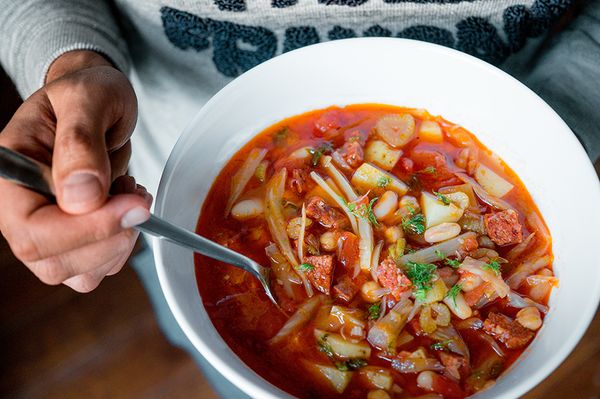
[{"x1": 0, "y1": 146, "x2": 278, "y2": 306}]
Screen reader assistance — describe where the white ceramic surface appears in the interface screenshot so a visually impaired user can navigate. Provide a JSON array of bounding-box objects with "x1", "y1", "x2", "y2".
[{"x1": 153, "y1": 38, "x2": 600, "y2": 399}]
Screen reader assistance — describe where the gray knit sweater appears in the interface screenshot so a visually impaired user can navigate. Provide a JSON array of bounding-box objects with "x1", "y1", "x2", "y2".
[{"x1": 1, "y1": 0, "x2": 598, "y2": 195}]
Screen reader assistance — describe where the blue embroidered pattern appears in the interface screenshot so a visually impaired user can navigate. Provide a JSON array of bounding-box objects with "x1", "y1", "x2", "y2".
[
  {"x1": 161, "y1": 8, "x2": 276, "y2": 77},
  {"x1": 161, "y1": 0, "x2": 573, "y2": 77}
]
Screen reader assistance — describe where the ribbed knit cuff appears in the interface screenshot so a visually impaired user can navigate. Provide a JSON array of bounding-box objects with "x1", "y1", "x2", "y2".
[{"x1": 0, "y1": 0, "x2": 129, "y2": 99}]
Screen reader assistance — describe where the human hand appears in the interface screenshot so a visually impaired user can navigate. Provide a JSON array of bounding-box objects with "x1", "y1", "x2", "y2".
[{"x1": 0, "y1": 51, "x2": 151, "y2": 292}]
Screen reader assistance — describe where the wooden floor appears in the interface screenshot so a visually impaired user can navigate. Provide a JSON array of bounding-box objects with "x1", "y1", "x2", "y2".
[{"x1": 1, "y1": 69, "x2": 600, "y2": 399}]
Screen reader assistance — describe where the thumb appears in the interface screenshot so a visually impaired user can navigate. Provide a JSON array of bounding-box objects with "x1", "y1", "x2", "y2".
[{"x1": 53, "y1": 119, "x2": 111, "y2": 215}]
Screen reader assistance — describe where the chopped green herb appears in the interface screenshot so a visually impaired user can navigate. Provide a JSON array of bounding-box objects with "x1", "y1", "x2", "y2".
[
  {"x1": 297, "y1": 263, "x2": 314, "y2": 272},
  {"x1": 368, "y1": 302, "x2": 381, "y2": 320},
  {"x1": 273, "y1": 127, "x2": 290, "y2": 146},
  {"x1": 431, "y1": 339, "x2": 453, "y2": 351},
  {"x1": 435, "y1": 249, "x2": 461, "y2": 268},
  {"x1": 254, "y1": 160, "x2": 268, "y2": 183},
  {"x1": 418, "y1": 166, "x2": 437, "y2": 175},
  {"x1": 482, "y1": 260, "x2": 502, "y2": 275},
  {"x1": 405, "y1": 261, "x2": 437, "y2": 300},
  {"x1": 309, "y1": 142, "x2": 333, "y2": 166},
  {"x1": 335, "y1": 358, "x2": 367, "y2": 371},
  {"x1": 341, "y1": 196, "x2": 380, "y2": 226},
  {"x1": 407, "y1": 248, "x2": 417, "y2": 254},
  {"x1": 434, "y1": 191, "x2": 451, "y2": 205},
  {"x1": 402, "y1": 213, "x2": 425, "y2": 235},
  {"x1": 377, "y1": 175, "x2": 392, "y2": 188},
  {"x1": 317, "y1": 335, "x2": 334, "y2": 358},
  {"x1": 445, "y1": 284, "x2": 462, "y2": 306},
  {"x1": 388, "y1": 239, "x2": 406, "y2": 262}
]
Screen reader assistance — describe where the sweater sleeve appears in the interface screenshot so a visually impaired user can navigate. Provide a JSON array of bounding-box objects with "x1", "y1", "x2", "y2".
[
  {"x1": 0, "y1": 0, "x2": 129, "y2": 99},
  {"x1": 519, "y1": 0, "x2": 600, "y2": 163}
]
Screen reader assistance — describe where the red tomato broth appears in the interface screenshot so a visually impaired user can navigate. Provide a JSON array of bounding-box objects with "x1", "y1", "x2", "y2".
[{"x1": 195, "y1": 104, "x2": 553, "y2": 398}]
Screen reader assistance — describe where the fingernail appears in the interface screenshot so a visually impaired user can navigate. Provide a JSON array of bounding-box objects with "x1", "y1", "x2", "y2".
[
  {"x1": 63, "y1": 172, "x2": 102, "y2": 205},
  {"x1": 121, "y1": 207, "x2": 150, "y2": 229}
]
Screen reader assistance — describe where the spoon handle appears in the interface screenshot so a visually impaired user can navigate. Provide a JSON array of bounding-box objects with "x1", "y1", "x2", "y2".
[
  {"x1": 0, "y1": 146, "x2": 256, "y2": 272},
  {"x1": 137, "y1": 214, "x2": 257, "y2": 271}
]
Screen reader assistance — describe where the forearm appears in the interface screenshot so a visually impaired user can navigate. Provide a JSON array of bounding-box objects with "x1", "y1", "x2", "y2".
[{"x1": 0, "y1": 0, "x2": 129, "y2": 99}]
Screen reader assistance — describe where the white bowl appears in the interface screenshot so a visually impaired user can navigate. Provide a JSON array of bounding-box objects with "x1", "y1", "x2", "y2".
[{"x1": 153, "y1": 38, "x2": 600, "y2": 399}]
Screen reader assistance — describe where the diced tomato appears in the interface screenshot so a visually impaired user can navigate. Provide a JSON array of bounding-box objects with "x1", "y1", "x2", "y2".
[
  {"x1": 409, "y1": 150, "x2": 462, "y2": 189},
  {"x1": 306, "y1": 196, "x2": 348, "y2": 229},
  {"x1": 339, "y1": 140, "x2": 364, "y2": 168},
  {"x1": 399, "y1": 157, "x2": 414, "y2": 173},
  {"x1": 332, "y1": 275, "x2": 359, "y2": 302},
  {"x1": 463, "y1": 282, "x2": 491, "y2": 307},
  {"x1": 314, "y1": 110, "x2": 344, "y2": 136},
  {"x1": 337, "y1": 231, "x2": 360, "y2": 271},
  {"x1": 431, "y1": 372, "x2": 467, "y2": 399},
  {"x1": 344, "y1": 129, "x2": 368, "y2": 146}
]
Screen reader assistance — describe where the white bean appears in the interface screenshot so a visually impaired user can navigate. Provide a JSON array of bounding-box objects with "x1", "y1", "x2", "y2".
[
  {"x1": 417, "y1": 371, "x2": 436, "y2": 391},
  {"x1": 361, "y1": 281, "x2": 384, "y2": 303},
  {"x1": 516, "y1": 307, "x2": 542, "y2": 330},
  {"x1": 444, "y1": 191, "x2": 469, "y2": 210},
  {"x1": 424, "y1": 222, "x2": 461, "y2": 243},
  {"x1": 286, "y1": 217, "x2": 312, "y2": 239},
  {"x1": 373, "y1": 191, "x2": 398, "y2": 221},
  {"x1": 443, "y1": 291, "x2": 472, "y2": 320},
  {"x1": 384, "y1": 225, "x2": 403, "y2": 244},
  {"x1": 231, "y1": 198, "x2": 264, "y2": 220},
  {"x1": 367, "y1": 390, "x2": 391, "y2": 399},
  {"x1": 320, "y1": 231, "x2": 338, "y2": 252},
  {"x1": 458, "y1": 273, "x2": 483, "y2": 292}
]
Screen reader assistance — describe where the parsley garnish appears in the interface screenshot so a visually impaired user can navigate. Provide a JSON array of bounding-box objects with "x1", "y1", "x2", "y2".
[
  {"x1": 405, "y1": 261, "x2": 437, "y2": 301},
  {"x1": 445, "y1": 284, "x2": 462, "y2": 306},
  {"x1": 418, "y1": 166, "x2": 437, "y2": 175},
  {"x1": 317, "y1": 334, "x2": 334, "y2": 358},
  {"x1": 402, "y1": 213, "x2": 425, "y2": 235},
  {"x1": 433, "y1": 191, "x2": 451, "y2": 205},
  {"x1": 377, "y1": 175, "x2": 392, "y2": 188},
  {"x1": 335, "y1": 358, "x2": 367, "y2": 371},
  {"x1": 342, "y1": 196, "x2": 380, "y2": 226},
  {"x1": 483, "y1": 260, "x2": 502, "y2": 275},
  {"x1": 309, "y1": 142, "x2": 333, "y2": 166},
  {"x1": 388, "y1": 239, "x2": 406, "y2": 262},
  {"x1": 431, "y1": 339, "x2": 453, "y2": 351},
  {"x1": 273, "y1": 127, "x2": 290, "y2": 146},
  {"x1": 297, "y1": 263, "x2": 314, "y2": 272},
  {"x1": 368, "y1": 302, "x2": 381, "y2": 320},
  {"x1": 435, "y1": 249, "x2": 461, "y2": 268}
]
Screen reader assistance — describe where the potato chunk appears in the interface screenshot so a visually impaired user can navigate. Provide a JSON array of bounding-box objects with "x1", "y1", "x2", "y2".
[
  {"x1": 365, "y1": 140, "x2": 403, "y2": 170},
  {"x1": 474, "y1": 164, "x2": 514, "y2": 198},
  {"x1": 418, "y1": 120, "x2": 443, "y2": 142},
  {"x1": 351, "y1": 163, "x2": 408, "y2": 195},
  {"x1": 420, "y1": 192, "x2": 464, "y2": 228},
  {"x1": 311, "y1": 364, "x2": 353, "y2": 393},
  {"x1": 315, "y1": 329, "x2": 372, "y2": 359}
]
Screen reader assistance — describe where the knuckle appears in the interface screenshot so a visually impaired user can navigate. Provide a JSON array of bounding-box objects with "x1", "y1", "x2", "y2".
[
  {"x1": 30, "y1": 257, "x2": 72, "y2": 285},
  {"x1": 60, "y1": 126, "x2": 95, "y2": 151},
  {"x1": 9, "y1": 233, "x2": 43, "y2": 263}
]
